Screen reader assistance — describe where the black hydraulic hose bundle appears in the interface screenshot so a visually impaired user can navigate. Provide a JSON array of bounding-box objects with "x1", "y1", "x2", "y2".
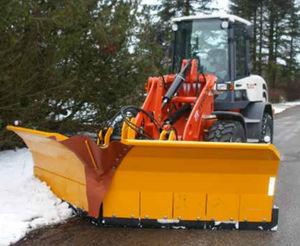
[
  {"x1": 164, "y1": 104, "x2": 192, "y2": 125},
  {"x1": 100, "y1": 106, "x2": 158, "y2": 140},
  {"x1": 119, "y1": 106, "x2": 160, "y2": 139}
]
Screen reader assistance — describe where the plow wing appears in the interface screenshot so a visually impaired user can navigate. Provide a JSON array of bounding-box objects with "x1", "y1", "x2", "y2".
[{"x1": 7, "y1": 125, "x2": 280, "y2": 230}]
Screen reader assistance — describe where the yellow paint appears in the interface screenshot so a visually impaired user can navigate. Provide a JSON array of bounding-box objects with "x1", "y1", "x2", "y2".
[
  {"x1": 7, "y1": 125, "x2": 68, "y2": 141},
  {"x1": 120, "y1": 118, "x2": 138, "y2": 140},
  {"x1": 240, "y1": 195, "x2": 273, "y2": 222},
  {"x1": 121, "y1": 121, "x2": 129, "y2": 140},
  {"x1": 141, "y1": 192, "x2": 173, "y2": 219},
  {"x1": 104, "y1": 140, "x2": 280, "y2": 222},
  {"x1": 206, "y1": 194, "x2": 240, "y2": 221},
  {"x1": 7, "y1": 125, "x2": 88, "y2": 211},
  {"x1": 8, "y1": 125, "x2": 280, "y2": 223},
  {"x1": 96, "y1": 130, "x2": 103, "y2": 145},
  {"x1": 159, "y1": 130, "x2": 168, "y2": 140},
  {"x1": 35, "y1": 167, "x2": 88, "y2": 210},
  {"x1": 104, "y1": 127, "x2": 113, "y2": 145},
  {"x1": 103, "y1": 190, "x2": 139, "y2": 218},
  {"x1": 168, "y1": 130, "x2": 176, "y2": 140},
  {"x1": 159, "y1": 130, "x2": 176, "y2": 141},
  {"x1": 173, "y1": 193, "x2": 206, "y2": 220},
  {"x1": 127, "y1": 118, "x2": 137, "y2": 139}
]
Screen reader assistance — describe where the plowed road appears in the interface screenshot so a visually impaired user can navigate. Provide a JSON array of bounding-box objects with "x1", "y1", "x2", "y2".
[{"x1": 15, "y1": 106, "x2": 300, "y2": 246}]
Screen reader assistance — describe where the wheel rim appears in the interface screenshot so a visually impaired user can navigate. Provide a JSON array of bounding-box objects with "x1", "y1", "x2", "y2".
[{"x1": 262, "y1": 115, "x2": 272, "y2": 143}]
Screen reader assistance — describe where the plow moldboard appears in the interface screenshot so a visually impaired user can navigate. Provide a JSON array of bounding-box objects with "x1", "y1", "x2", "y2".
[{"x1": 7, "y1": 125, "x2": 280, "y2": 229}]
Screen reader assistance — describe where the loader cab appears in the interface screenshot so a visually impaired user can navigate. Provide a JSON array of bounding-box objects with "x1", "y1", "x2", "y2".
[{"x1": 171, "y1": 15, "x2": 253, "y2": 84}]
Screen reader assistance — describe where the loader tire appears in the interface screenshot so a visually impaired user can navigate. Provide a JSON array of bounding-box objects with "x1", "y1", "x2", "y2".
[
  {"x1": 205, "y1": 120, "x2": 246, "y2": 143},
  {"x1": 260, "y1": 113, "x2": 273, "y2": 143}
]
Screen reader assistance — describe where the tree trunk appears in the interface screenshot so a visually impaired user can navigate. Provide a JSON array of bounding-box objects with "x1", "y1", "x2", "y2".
[
  {"x1": 183, "y1": 0, "x2": 190, "y2": 16},
  {"x1": 252, "y1": 8, "x2": 257, "y2": 72},
  {"x1": 272, "y1": 19, "x2": 281, "y2": 87},
  {"x1": 268, "y1": 3, "x2": 275, "y2": 88},
  {"x1": 258, "y1": 0, "x2": 263, "y2": 75}
]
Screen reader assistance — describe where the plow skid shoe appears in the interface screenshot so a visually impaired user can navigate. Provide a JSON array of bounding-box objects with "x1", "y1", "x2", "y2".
[{"x1": 7, "y1": 126, "x2": 280, "y2": 230}]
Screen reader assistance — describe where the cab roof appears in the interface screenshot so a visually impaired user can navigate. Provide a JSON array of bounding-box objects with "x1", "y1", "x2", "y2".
[{"x1": 172, "y1": 14, "x2": 252, "y2": 26}]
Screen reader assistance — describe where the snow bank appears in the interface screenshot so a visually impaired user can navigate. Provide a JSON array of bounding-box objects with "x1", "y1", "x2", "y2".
[
  {"x1": 273, "y1": 101, "x2": 300, "y2": 114},
  {"x1": 0, "y1": 149, "x2": 73, "y2": 246}
]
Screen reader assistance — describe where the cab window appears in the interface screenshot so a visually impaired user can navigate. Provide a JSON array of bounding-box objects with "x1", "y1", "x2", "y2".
[{"x1": 234, "y1": 24, "x2": 247, "y2": 79}]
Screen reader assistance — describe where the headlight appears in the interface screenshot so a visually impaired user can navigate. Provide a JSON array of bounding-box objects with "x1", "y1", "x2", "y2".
[
  {"x1": 216, "y1": 83, "x2": 234, "y2": 91},
  {"x1": 216, "y1": 83, "x2": 228, "y2": 91}
]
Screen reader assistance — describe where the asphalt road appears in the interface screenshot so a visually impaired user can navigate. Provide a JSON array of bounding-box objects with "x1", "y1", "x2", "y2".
[{"x1": 16, "y1": 106, "x2": 300, "y2": 246}]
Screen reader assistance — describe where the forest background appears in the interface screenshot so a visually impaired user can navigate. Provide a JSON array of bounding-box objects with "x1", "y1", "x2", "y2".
[{"x1": 1, "y1": 0, "x2": 299, "y2": 149}]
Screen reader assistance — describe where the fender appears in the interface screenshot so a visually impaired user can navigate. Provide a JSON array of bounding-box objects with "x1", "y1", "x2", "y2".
[{"x1": 241, "y1": 102, "x2": 273, "y2": 141}]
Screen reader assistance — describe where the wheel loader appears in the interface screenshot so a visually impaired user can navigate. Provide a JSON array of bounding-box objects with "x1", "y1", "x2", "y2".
[{"x1": 7, "y1": 14, "x2": 280, "y2": 230}]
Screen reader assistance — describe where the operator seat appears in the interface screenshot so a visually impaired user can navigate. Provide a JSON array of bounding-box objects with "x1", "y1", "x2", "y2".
[{"x1": 206, "y1": 49, "x2": 228, "y2": 82}]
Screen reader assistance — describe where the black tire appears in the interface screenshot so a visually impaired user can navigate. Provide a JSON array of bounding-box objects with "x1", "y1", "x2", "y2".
[
  {"x1": 260, "y1": 113, "x2": 273, "y2": 143},
  {"x1": 205, "y1": 120, "x2": 246, "y2": 142}
]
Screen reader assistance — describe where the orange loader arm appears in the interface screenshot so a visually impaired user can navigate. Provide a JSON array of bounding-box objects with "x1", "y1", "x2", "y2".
[{"x1": 134, "y1": 59, "x2": 217, "y2": 141}]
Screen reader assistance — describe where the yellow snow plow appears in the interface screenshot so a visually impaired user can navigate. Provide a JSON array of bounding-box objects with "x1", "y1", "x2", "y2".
[
  {"x1": 7, "y1": 15, "x2": 281, "y2": 230},
  {"x1": 7, "y1": 125, "x2": 280, "y2": 230}
]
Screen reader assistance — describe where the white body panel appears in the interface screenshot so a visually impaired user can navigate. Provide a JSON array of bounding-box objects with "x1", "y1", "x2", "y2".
[{"x1": 234, "y1": 75, "x2": 268, "y2": 102}]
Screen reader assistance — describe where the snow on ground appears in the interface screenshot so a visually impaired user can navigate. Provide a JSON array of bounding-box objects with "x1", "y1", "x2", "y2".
[
  {"x1": 0, "y1": 149, "x2": 73, "y2": 246},
  {"x1": 273, "y1": 101, "x2": 300, "y2": 114}
]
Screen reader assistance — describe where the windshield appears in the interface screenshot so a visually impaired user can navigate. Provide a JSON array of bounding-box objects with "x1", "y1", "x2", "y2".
[{"x1": 173, "y1": 19, "x2": 229, "y2": 82}]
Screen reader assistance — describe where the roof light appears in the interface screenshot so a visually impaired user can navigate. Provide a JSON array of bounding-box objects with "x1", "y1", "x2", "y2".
[
  {"x1": 172, "y1": 23, "x2": 178, "y2": 31},
  {"x1": 221, "y1": 21, "x2": 229, "y2": 29}
]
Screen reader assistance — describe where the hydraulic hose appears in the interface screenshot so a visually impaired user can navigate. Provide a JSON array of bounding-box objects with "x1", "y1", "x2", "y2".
[{"x1": 164, "y1": 104, "x2": 192, "y2": 125}]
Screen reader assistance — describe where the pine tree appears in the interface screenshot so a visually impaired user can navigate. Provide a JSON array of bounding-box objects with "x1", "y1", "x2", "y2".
[
  {"x1": 230, "y1": 0, "x2": 300, "y2": 99},
  {"x1": 280, "y1": 1, "x2": 300, "y2": 100},
  {"x1": 0, "y1": 0, "x2": 142, "y2": 149},
  {"x1": 230, "y1": 0, "x2": 262, "y2": 72}
]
